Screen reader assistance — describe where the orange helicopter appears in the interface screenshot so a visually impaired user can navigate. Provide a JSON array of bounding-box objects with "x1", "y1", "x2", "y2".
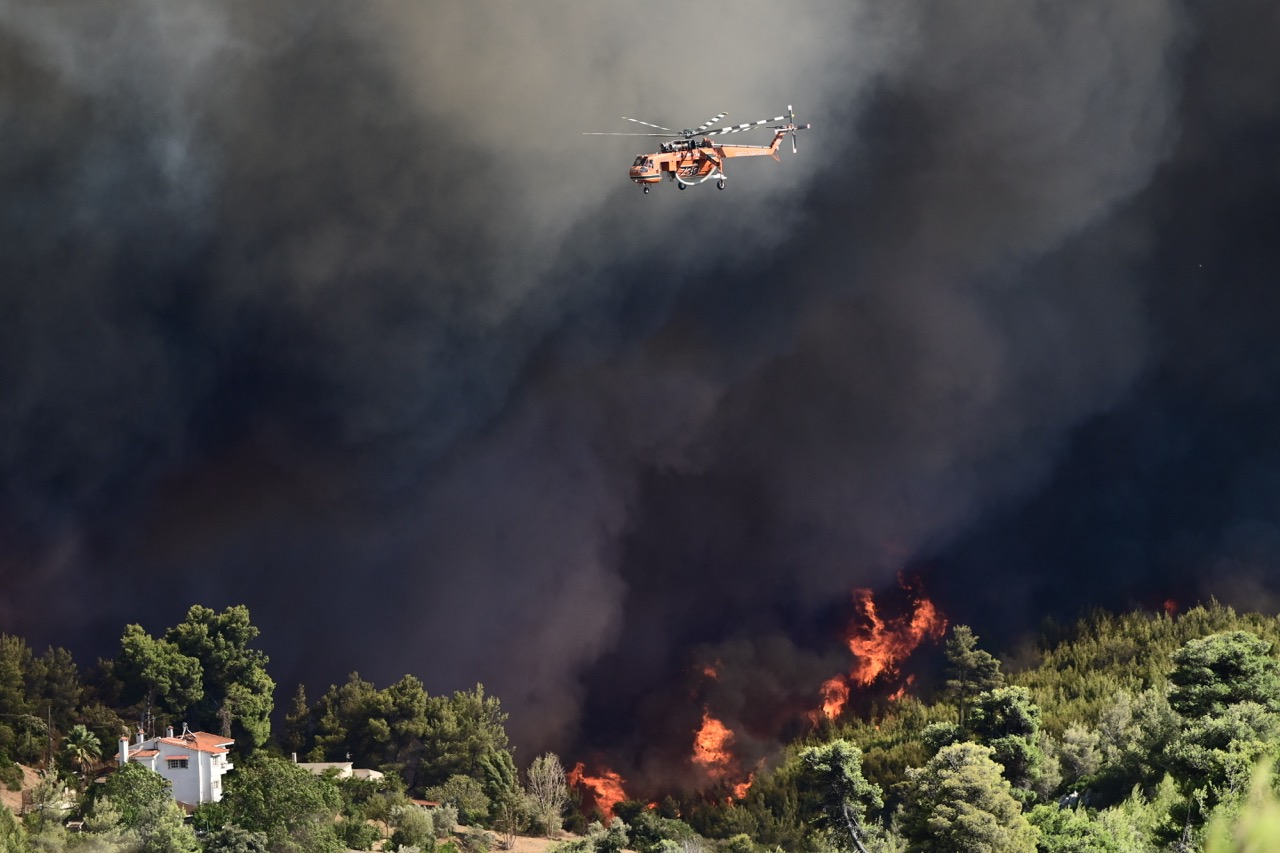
[{"x1": 584, "y1": 106, "x2": 811, "y2": 193}]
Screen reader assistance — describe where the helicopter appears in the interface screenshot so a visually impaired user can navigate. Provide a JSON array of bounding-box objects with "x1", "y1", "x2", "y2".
[{"x1": 584, "y1": 106, "x2": 811, "y2": 193}]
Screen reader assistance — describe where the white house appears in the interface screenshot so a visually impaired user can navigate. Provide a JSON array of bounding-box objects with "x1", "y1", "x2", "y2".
[
  {"x1": 295, "y1": 760, "x2": 383, "y2": 781},
  {"x1": 117, "y1": 725, "x2": 235, "y2": 808}
]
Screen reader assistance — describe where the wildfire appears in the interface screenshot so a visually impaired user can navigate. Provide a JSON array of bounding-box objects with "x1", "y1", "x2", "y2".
[
  {"x1": 846, "y1": 586, "x2": 947, "y2": 685},
  {"x1": 819, "y1": 675, "x2": 851, "y2": 720},
  {"x1": 816, "y1": 578, "x2": 947, "y2": 720},
  {"x1": 691, "y1": 708, "x2": 756, "y2": 798},
  {"x1": 567, "y1": 762, "x2": 628, "y2": 822},
  {"x1": 692, "y1": 708, "x2": 736, "y2": 779}
]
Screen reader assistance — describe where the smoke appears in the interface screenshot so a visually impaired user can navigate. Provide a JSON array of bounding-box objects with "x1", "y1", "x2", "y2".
[{"x1": 2, "y1": 0, "x2": 1278, "y2": 786}]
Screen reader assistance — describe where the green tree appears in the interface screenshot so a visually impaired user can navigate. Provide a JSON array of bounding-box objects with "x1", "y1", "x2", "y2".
[
  {"x1": 1205, "y1": 766, "x2": 1280, "y2": 853},
  {"x1": 391, "y1": 804, "x2": 437, "y2": 851},
  {"x1": 426, "y1": 774, "x2": 491, "y2": 826},
  {"x1": 1169, "y1": 631, "x2": 1280, "y2": 718},
  {"x1": 283, "y1": 683, "x2": 312, "y2": 759},
  {"x1": 796, "y1": 740, "x2": 884, "y2": 853},
  {"x1": 421, "y1": 685, "x2": 513, "y2": 789},
  {"x1": 27, "y1": 646, "x2": 80, "y2": 732},
  {"x1": 96, "y1": 761, "x2": 174, "y2": 829},
  {"x1": 219, "y1": 753, "x2": 343, "y2": 853},
  {"x1": 1027, "y1": 805, "x2": 1118, "y2": 853},
  {"x1": 165, "y1": 605, "x2": 275, "y2": 750},
  {"x1": 897, "y1": 742, "x2": 1038, "y2": 853},
  {"x1": 61, "y1": 722, "x2": 102, "y2": 781},
  {"x1": 135, "y1": 798, "x2": 201, "y2": 853},
  {"x1": 1166, "y1": 701, "x2": 1280, "y2": 823},
  {"x1": 970, "y1": 687, "x2": 1044, "y2": 793},
  {"x1": 527, "y1": 752, "x2": 570, "y2": 837},
  {"x1": 202, "y1": 825, "x2": 271, "y2": 853},
  {"x1": 0, "y1": 804, "x2": 25, "y2": 853},
  {"x1": 945, "y1": 626, "x2": 1004, "y2": 730},
  {"x1": 117, "y1": 624, "x2": 203, "y2": 729}
]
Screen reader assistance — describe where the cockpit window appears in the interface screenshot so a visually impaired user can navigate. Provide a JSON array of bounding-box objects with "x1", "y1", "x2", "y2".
[{"x1": 633, "y1": 156, "x2": 646, "y2": 166}]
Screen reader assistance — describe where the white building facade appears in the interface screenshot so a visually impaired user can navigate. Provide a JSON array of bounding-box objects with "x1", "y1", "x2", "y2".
[{"x1": 117, "y1": 726, "x2": 235, "y2": 807}]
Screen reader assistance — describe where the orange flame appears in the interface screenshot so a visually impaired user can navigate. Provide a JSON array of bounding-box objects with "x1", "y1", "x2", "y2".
[
  {"x1": 819, "y1": 675, "x2": 851, "y2": 720},
  {"x1": 814, "y1": 579, "x2": 947, "y2": 721},
  {"x1": 567, "y1": 762, "x2": 628, "y2": 822},
  {"x1": 691, "y1": 708, "x2": 756, "y2": 798},
  {"x1": 845, "y1": 585, "x2": 947, "y2": 686},
  {"x1": 692, "y1": 708, "x2": 736, "y2": 780}
]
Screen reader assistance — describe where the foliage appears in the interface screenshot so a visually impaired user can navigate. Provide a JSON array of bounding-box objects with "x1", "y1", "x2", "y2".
[
  {"x1": 163, "y1": 605, "x2": 276, "y2": 750},
  {"x1": 896, "y1": 742, "x2": 1038, "y2": 853},
  {"x1": 62, "y1": 722, "x2": 102, "y2": 780},
  {"x1": 117, "y1": 623, "x2": 204, "y2": 725},
  {"x1": 202, "y1": 825, "x2": 271, "y2": 853},
  {"x1": 944, "y1": 626, "x2": 1004, "y2": 730},
  {"x1": 1026, "y1": 805, "x2": 1118, "y2": 853},
  {"x1": 0, "y1": 805, "x2": 25, "y2": 853},
  {"x1": 1169, "y1": 631, "x2": 1280, "y2": 718},
  {"x1": 796, "y1": 740, "x2": 884, "y2": 853},
  {"x1": 426, "y1": 774, "x2": 492, "y2": 826},
  {"x1": 968, "y1": 687, "x2": 1045, "y2": 795},
  {"x1": 219, "y1": 753, "x2": 343, "y2": 853},
  {"x1": 1204, "y1": 766, "x2": 1280, "y2": 853},
  {"x1": 527, "y1": 752, "x2": 570, "y2": 837},
  {"x1": 97, "y1": 762, "x2": 174, "y2": 828},
  {"x1": 134, "y1": 797, "x2": 201, "y2": 853},
  {"x1": 391, "y1": 803, "x2": 437, "y2": 851}
]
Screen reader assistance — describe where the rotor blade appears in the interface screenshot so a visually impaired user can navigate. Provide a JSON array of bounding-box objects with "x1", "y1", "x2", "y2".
[
  {"x1": 704, "y1": 114, "x2": 790, "y2": 136},
  {"x1": 621, "y1": 116, "x2": 672, "y2": 132},
  {"x1": 791, "y1": 130, "x2": 797, "y2": 154},
  {"x1": 582, "y1": 132, "x2": 684, "y2": 137},
  {"x1": 693, "y1": 112, "x2": 728, "y2": 134}
]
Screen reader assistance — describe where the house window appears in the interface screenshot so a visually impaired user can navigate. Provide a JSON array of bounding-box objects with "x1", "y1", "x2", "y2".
[{"x1": 166, "y1": 757, "x2": 189, "y2": 769}]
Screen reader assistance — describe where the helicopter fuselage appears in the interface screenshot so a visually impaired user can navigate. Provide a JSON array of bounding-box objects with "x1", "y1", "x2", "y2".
[{"x1": 628, "y1": 129, "x2": 793, "y2": 191}]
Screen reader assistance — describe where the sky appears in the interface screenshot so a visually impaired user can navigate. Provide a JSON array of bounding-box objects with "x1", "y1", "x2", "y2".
[{"x1": 3, "y1": 0, "x2": 1280, "y2": 786}]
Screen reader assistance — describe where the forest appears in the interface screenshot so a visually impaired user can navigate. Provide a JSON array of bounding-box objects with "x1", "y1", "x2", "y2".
[{"x1": 0, "y1": 601, "x2": 1279, "y2": 852}]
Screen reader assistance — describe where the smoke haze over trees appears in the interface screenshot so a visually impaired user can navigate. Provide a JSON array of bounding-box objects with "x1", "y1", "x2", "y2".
[{"x1": 2, "y1": 0, "x2": 1280, "y2": 779}]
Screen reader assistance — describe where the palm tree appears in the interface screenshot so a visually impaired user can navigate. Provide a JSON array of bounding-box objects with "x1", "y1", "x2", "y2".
[{"x1": 62, "y1": 724, "x2": 101, "y2": 781}]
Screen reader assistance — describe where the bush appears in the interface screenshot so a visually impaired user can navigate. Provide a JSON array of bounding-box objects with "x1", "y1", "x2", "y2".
[{"x1": 0, "y1": 758, "x2": 22, "y2": 792}]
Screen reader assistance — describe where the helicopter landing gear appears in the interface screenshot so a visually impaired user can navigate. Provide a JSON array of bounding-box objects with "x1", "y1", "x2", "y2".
[
  {"x1": 717, "y1": 179, "x2": 725, "y2": 190},
  {"x1": 678, "y1": 182, "x2": 686, "y2": 191},
  {"x1": 643, "y1": 186, "x2": 649, "y2": 194}
]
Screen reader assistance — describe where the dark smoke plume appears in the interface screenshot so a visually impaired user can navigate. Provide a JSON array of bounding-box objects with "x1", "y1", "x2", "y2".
[{"x1": 2, "y1": 0, "x2": 1279, "y2": 788}]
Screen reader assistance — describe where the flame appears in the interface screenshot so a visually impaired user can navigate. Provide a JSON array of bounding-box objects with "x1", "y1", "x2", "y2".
[
  {"x1": 814, "y1": 578, "x2": 947, "y2": 721},
  {"x1": 700, "y1": 661, "x2": 721, "y2": 680},
  {"x1": 845, "y1": 584, "x2": 947, "y2": 686},
  {"x1": 819, "y1": 675, "x2": 851, "y2": 720},
  {"x1": 691, "y1": 708, "x2": 756, "y2": 798},
  {"x1": 692, "y1": 708, "x2": 736, "y2": 780},
  {"x1": 567, "y1": 762, "x2": 628, "y2": 822},
  {"x1": 1163, "y1": 598, "x2": 1178, "y2": 617}
]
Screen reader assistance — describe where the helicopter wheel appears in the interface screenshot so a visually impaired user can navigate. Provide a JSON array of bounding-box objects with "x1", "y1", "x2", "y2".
[
  {"x1": 678, "y1": 183, "x2": 686, "y2": 191},
  {"x1": 643, "y1": 186, "x2": 649, "y2": 194},
  {"x1": 717, "y1": 179, "x2": 725, "y2": 190}
]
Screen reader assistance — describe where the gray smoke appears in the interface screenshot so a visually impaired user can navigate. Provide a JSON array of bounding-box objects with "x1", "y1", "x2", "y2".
[{"x1": 3, "y1": 0, "x2": 1277, "y2": 777}]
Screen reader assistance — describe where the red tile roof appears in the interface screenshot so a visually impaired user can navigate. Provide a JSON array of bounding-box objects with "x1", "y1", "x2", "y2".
[{"x1": 155, "y1": 732, "x2": 234, "y2": 755}]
